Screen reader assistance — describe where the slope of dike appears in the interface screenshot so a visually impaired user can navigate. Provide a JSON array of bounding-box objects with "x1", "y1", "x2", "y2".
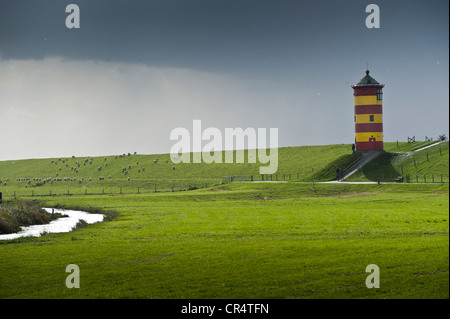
[
  {"x1": 0, "y1": 141, "x2": 448, "y2": 198},
  {"x1": 347, "y1": 141, "x2": 449, "y2": 182},
  {"x1": 0, "y1": 144, "x2": 353, "y2": 193}
]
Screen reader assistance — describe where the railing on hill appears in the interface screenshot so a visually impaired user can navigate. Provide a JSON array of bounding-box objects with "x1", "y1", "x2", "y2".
[{"x1": 222, "y1": 171, "x2": 320, "y2": 183}]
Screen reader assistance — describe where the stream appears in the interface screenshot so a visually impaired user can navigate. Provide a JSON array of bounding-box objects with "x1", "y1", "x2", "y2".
[{"x1": 0, "y1": 208, "x2": 104, "y2": 240}]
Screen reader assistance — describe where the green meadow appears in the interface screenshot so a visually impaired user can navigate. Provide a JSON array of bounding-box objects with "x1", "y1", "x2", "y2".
[
  {"x1": 349, "y1": 141, "x2": 449, "y2": 182},
  {"x1": 0, "y1": 182, "x2": 448, "y2": 299},
  {"x1": 0, "y1": 142, "x2": 448, "y2": 299}
]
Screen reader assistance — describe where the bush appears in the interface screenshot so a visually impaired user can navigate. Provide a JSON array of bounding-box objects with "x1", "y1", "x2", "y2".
[
  {"x1": 0, "y1": 201, "x2": 52, "y2": 234},
  {"x1": 0, "y1": 210, "x2": 21, "y2": 234},
  {"x1": 72, "y1": 219, "x2": 88, "y2": 230},
  {"x1": 10, "y1": 201, "x2": 51, "y2": 225}
]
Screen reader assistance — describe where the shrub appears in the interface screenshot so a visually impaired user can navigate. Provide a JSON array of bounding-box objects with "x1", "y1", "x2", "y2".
[
  {"x1": 0, "y1": 209, "x2": 20, "y2": 234},
  {"x1": 0, "y1": 201, "x2": 52, "y2": 234}
]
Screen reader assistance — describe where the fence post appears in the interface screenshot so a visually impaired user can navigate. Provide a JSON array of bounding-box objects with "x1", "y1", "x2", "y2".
[
  {"x1": 251, "y1": 175, "x2": 253, "y2": 181},
  {"x1": 120, "y1": 187, "x2": 122, "y2": 194},
  {"x1": 441, "y1": 174, "x2": 443, "y2": 183},
  {"x1": 424, "y1": 175, "x2": 426, "y2": 183},
  {"x1": 154, "y1": 185, "x2": 157, "y2": 193},
  {"x1": 432, "y1": 175, "x2": 434, "y2": 183},
  {"x1": 85, "y1": 189, "x2": 87, "y2": 195},
  {"x1": 416, "y1": 175, "x2": 418, "y2": 183}
]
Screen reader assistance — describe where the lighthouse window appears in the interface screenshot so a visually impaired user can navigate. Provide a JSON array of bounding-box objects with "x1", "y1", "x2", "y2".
[
  {"x1": 369, "y1": 115, "x2": 375, "y2": 122},
  {"x1": 377, "y1": 89, "x2": 383, "y2": 100}
]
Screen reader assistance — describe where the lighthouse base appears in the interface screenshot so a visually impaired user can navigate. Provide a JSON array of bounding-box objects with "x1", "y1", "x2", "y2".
[{"x1": 356, "y1": 141, "x2": 383, "y2": 151}]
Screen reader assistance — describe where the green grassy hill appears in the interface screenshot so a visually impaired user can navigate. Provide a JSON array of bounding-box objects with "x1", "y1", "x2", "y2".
[
  {"x1": 349, "y1": 141, "x2": 449, "y2": 182},
  {"x1": 0, "y1": 144, "x2": 357, "y2": 197},
  {"x1": 0, "y1": 143, "x2": 448, "y2": 299},
  {"x1": 0, "y1": 141, "x2": 448, "y2": 199}
]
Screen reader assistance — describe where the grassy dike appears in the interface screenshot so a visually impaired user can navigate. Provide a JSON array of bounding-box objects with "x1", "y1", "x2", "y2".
[{"x1": 0, "y1": 182, "x2": 448, "y2": 299}]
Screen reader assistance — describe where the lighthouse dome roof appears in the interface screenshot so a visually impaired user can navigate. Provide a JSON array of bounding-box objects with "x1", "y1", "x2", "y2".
[{"x1": 355, "y1": 70, "x2": 381, "y2": 86}]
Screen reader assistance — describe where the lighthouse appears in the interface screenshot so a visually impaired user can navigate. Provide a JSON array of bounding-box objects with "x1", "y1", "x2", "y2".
[{"x1": 352, "y1": 70, "x2": 384, "y2": 151}]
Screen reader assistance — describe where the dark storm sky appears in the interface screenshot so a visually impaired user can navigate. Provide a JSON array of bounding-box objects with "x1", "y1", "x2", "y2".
[{"x1": 0, "y1": 0, "x2": 448, "y2": 160}]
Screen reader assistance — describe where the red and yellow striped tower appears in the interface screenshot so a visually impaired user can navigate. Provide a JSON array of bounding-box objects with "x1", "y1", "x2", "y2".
[{"x1": 352, "y1": 70, "x2": 384, "y2": 151}]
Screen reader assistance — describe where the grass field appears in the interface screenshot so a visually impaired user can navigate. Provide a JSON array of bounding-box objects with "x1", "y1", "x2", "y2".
[
  {"x1": 0, "y1": 144, "x2": 358, "y2": 198},
  {"x1": 349, "y1": 141, "x2": 449, "y2": 182},
  {"x1": 0, "y1": 142, "x2": 448, "y2": 299},
  {"x1": 1, "y1": 142, "x2": 448, "y2": 200},
  {"x1": 0, "y1": 182, "x2": 448, "y2": 299}
]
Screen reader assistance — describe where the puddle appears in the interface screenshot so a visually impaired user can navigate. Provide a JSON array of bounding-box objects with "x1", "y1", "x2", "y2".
[{"x1": 0, "y1": 208, "x2": 104, "y2": 240}]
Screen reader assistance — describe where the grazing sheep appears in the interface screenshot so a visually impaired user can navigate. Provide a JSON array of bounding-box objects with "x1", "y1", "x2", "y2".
[
  {"x1": 154, "y1": 158, "x2": 158, "y2": 163},
  {"x1": 138, "y1": 169, "x2": 141, "y2": 173},
  {"x1": 172, "y1": 166, "x2": 175, "y2": 170},
  {"x1": 128, "y1": 177, "x2": 130, "y2": 181}
]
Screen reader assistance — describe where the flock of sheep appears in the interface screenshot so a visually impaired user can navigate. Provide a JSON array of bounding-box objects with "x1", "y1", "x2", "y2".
[{"x1": 1, "y1": 153, "x2": 177, "y2": 187}]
